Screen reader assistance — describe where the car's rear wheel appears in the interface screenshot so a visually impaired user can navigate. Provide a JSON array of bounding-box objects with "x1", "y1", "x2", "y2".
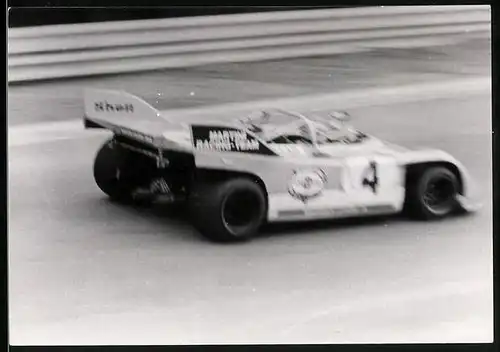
[
  {"x1": 189, "y1": 177, "x2": 267, "y2": 242},
  {"x1": 405, "y1": 166, "x2": 460, "y2": 220},
  {"x1": 93, "y1": 138, "x2": 151, "y2": 203}
]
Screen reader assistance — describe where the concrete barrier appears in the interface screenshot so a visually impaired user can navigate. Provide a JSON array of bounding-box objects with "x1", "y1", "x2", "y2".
[{"x1": 8, "y1": 5, "x2": 491, "y2": 82}]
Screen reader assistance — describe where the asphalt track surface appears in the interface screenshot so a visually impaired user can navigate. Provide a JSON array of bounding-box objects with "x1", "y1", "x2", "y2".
[{"x1": 8, "y1": 36, "x2": 492, "y2": 344}]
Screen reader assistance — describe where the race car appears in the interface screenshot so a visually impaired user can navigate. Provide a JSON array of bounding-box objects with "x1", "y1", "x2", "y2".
[{"x1": 83, "y1": 88, "x2": 481, "y2": 242}]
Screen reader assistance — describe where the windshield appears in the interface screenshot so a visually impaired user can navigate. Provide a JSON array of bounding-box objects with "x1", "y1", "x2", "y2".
[
  {"x1": 240, "y1": 109, "x2": 312, "y2": 143},
  {"x1": 309, "y1": 114, "x2": 368, "y2": 144},
  {"x1": 240, "y1": 109, "x2": 368, "y2": 145},
  {"x1": 242, "y1": 109, "x2": 302, "y2": 129}
]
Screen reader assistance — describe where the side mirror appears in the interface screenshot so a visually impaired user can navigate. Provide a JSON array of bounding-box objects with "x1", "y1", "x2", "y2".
[{"x1": 329, "y1": 111, "x2": 351, "y2": 122}]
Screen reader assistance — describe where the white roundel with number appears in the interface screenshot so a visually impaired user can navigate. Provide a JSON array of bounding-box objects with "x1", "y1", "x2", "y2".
[{"x1": 288, "y1": 169, "x2": 327, "y2": 202}]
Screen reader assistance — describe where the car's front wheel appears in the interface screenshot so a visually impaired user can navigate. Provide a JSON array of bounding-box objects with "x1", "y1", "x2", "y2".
[
  {"x1": 405, "y1": 166, "x2": 460, "y2": 220},
  {"x1": 189, "y1": 177, "x2": 267, "y2": 242}
]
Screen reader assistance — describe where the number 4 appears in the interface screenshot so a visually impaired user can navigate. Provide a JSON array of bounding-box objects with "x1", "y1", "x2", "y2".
[{"x1": 362, "y1": 161, "x2": 378, "y2": 193}]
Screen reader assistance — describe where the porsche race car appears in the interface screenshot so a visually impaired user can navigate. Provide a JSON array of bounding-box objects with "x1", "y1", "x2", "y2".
[{"x1": 83, "y1": 89, "x2": 481, "y2": 242}]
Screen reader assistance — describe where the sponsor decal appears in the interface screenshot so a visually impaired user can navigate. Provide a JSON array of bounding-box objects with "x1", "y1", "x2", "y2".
[
  {"x1": 277, "y1": 205, "x2": 395, "y2": 219},
  {"x1": 115, "y1": 127, "x2": 155, "y2": 144},
  {"x1": 191, "y1": 125, "x2": 277, "y2": 155},
  {"x1": 330, "y1": 206, "x2": 365, "y2": 216},
  {"x1": 278, "y1": 205, "x2": 396, "y2": 218},
  {"x1": 278, "y1": 210, "x2": 306, "y2": 217},
  {"x1": 94, "y1": 100, "x2": 134, "y2": 113},
  {"x1": 288, "y1": 168, "x2": 327, "y2": 203},
  {"x1": 329, "y1": 205, "x2": 395, "y2": 216}
]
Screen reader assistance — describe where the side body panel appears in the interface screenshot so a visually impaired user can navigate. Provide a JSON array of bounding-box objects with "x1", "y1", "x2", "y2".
[{"x1": 191, "y1": 125, "x2": 406, "y2": 222}]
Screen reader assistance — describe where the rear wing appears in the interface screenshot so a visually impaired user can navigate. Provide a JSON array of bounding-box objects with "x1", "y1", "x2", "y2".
[
  {"x1": 83, "y1": 88, "x2": 169, "y2": 128},
  {"x1": 83, "y1": 88, "x2": 278, "y2": 158},
  {"x1": 83, "y1": 88, "x2": 194, "y2": 152}
]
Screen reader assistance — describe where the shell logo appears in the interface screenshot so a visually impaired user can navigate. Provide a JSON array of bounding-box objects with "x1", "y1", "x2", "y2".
[{"x1": 288, "y1": 169, "x2": 327, "y2": 203}]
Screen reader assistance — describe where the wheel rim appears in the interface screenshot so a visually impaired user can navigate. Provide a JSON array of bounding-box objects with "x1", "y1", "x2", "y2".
[
  {"x1": 422, "y1": 174, "x2": 456, "y2": 214},
  {"x1": 222, "y1": 190, "x2": 261, "y2": 235}
]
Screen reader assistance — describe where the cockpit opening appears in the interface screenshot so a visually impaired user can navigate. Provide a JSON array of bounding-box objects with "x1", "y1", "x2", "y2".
[{"x1": 239, "y1": 109, "x2": 368, "y2": 146}]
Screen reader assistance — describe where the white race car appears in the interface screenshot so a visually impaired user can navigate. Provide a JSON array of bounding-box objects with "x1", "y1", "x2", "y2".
[{"x1": 84, "y1": 89, "x2": 481, "y2": 242}]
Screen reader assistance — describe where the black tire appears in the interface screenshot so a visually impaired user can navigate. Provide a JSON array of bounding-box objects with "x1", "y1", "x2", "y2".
[
  {"x1": 93, "y1": 138, "x2": 146, "y2": 203},
  {"x1": 405, "y1": 166, "x2": 460, "y2": 220},
  {"x1": 189, "y1": 178, "x2": 267, "y2": 243}
]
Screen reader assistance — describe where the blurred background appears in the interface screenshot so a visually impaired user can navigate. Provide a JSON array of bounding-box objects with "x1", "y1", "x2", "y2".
[{"x1": 9, "y1": 5, "x2": 344, "y2": 27}]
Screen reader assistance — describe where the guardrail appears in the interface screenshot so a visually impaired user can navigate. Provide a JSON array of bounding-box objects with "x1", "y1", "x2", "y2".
[{"x1": 8, "y1": 5, "x2": 490, "y2": 82}]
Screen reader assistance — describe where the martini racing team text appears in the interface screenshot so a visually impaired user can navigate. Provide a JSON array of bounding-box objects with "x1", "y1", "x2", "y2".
[{"x1": 195, "y1": 130, "x2": 260, "y2": 152}]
